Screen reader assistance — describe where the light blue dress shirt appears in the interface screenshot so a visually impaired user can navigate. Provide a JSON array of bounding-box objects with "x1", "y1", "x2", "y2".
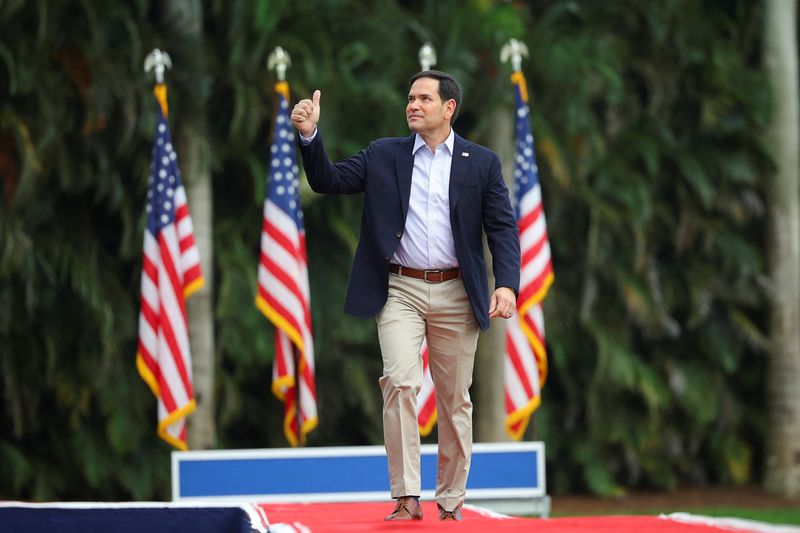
[{"x1": 391, "y1": 130, "x2": 458, "y2": 270}]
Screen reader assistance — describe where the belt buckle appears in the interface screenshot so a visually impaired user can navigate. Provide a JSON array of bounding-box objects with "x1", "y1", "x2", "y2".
[{"x1": 423, "y1": 270, "x2": 443, "y2": 283}]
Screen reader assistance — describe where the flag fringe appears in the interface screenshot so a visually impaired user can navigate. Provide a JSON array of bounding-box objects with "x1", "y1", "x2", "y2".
[
  {"x1": 510, "y1": 71, "x2": 529, "y2": 103},
  {"x1": 419, "y1": 409, "x2": 438, "y2": 437},
  {"x1": 504, "y1": 394, "x2": 541, "y2": 441},
  {"x1": 153, "y1": 84, "x2": 169, "y2": 116},
  {"x1": 518, "y1": 271, "x2": 554, "y2": 315},
  {"x1": 184, "y1": 276, "x2": 205, "y2": 299},
  {"x1": 271, "y1": 374, "x2": 295, "y2": 401},
  {"x1": 136, "y1": 351, "x2": 161, "y2": 398},
  {"x1": 157, "y1": 399, "x2": 196, "y2": 450},
  {"x1": 519, "y1": 317, "x2": 549, "y2": 385},
  {"x1": 255, "y1": 294, "x2": 306, "y2": 353}
]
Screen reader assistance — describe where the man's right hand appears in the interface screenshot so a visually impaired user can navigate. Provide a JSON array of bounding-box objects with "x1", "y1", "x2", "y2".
[{"x1": 291, "y1": 89, "x2": 321, "y2": 138}]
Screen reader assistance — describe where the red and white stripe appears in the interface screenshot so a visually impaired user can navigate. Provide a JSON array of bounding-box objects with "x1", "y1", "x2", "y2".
[
  {"x1": 137, "y1": 185, "x2": 203, "y2": 450},
  {"x1": 257, "y1": 199, "x2": 317, "y2": 446},
  {"x1": 417, "y1": 340, "x2": 437, "y2": 436},
  {"x1": 504, "y1": 302, "x2": 547, "y2": 438},
  {"x1": 517, "y1": 186, "x2": 553, "y2": 307},
  {"x1": 504, "y1": 186, "x2": 552, "y2": 440}
]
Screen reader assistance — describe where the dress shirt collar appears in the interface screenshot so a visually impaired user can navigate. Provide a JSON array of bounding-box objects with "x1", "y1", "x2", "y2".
[{"x1": 412, "y1": 129, "x2": 455, "y2": 156}]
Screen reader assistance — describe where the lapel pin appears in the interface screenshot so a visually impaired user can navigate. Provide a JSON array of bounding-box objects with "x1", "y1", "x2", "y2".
[{"x1": 461, "y1": 152, "x2": 469, "y2": 157}]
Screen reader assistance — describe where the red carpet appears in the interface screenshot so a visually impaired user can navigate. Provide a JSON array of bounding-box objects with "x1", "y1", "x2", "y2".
[{"x1": 258, "y1": 501, "x2": 756, "y2": 532}]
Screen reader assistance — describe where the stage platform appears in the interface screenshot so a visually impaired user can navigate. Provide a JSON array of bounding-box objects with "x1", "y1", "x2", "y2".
[
  {"x1": 5, "y1": 443, "x2": 798, "y2": 532},
  {"x1": 3, "y1": 500, "x2": 798, "y2": 532}
]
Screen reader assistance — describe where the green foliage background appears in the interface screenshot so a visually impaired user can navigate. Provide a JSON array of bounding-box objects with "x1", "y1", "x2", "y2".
[{"x1": 0, "y1": 0, "x2": 771, "y2": 499}]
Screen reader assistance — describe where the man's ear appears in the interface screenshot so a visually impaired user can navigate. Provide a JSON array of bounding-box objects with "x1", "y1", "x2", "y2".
[{"x1": 445, "y1": 99, "x2": 457, "y2": 119}]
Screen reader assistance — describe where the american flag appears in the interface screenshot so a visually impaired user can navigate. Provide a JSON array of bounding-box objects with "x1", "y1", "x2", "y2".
[
  {"x1": 504, "y1": 71, "x2": 554, "y2": 440},
  {"x1": 417, "y1": 340, "x2": 437, "y2": 436},
  {"x1": 256, "y1": 81, "x2": 317, "y2": 446},
  {"x1": 136, "y1": 84, "x2": 204, "y2": 450}
]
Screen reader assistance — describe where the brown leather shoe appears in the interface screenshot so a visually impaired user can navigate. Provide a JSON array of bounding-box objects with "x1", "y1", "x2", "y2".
[
  {"x1": 384, "y1": 496, "x2": 423, "y2": 521},
  {"x1": 438, "y1": 504, "x2": 463, "y2": 521}
]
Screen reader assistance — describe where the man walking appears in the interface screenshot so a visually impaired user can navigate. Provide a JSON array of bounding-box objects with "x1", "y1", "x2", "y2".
[{"x1": 291, "y1": 70, "x2": 520, "y2": 521}]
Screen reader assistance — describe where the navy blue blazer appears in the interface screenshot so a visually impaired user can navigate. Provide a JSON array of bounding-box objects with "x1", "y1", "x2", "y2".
[{"x1": 299, "y1": 131, "x2": 520, "y2": 331}]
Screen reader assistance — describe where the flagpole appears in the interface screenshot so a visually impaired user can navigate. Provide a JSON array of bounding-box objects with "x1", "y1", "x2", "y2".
[
  {"x1": 144, "y1": 48, "x2": 172, "y2": 116},
  {"x1": 144, "y1": 48, "x2": 172, "y2": 85},
  {"x1": 500, "y1": 38, "x2": 532, "y2": 442},
  {"x1": 419, "y1": 42, "x2": 436, "y2": 71},
  {"x1": 268, "y1": 45, "x2": 300, "y2": 445},
  {"x1": 500, "y1": 38, "x2": 528, "y2": 74}
]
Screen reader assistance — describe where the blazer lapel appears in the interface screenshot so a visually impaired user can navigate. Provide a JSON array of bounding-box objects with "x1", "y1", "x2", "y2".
[
  {"x1": 449, "y1": 134, "x2": 473, "y2": 211},
  {"x1": 395, "y1": 134, "x2": 415, "y2": 219}
]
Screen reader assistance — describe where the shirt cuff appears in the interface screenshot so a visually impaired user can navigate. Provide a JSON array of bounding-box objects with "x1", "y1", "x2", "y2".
[{"x1": 298, "y1": 129, "x2": 318, "y2": 145}]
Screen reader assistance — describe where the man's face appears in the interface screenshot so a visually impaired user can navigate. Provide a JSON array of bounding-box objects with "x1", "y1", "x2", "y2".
[{"x1": 406, "y1": 77, "x2": 454, "y2": 134}]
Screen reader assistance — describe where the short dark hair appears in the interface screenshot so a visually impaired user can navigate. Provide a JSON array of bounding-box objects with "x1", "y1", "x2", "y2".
[{"x1": 408, "y1": 70, "x2": 462, "y2": 125}]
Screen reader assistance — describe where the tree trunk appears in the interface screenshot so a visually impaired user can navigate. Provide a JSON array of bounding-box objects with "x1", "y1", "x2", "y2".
[
  {"x1": 181, "y1": 129, "x2": 217, "y2": 450},
  {"x1": 763, "y1": 0, "x2": 800, "y2": 499},
  {"x1": 162, "y1": 0, "x2": 217, "y2": 450},
  {"x1": 474, "y1": 106, "x2": 514, "y2": 442}
]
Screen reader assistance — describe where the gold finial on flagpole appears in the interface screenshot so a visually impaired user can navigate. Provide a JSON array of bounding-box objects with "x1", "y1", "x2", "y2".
[
  {"x1": 145, "y1": 49, "x2": 173, "y2": 115},
  {"x1": 144, "y1": 48, "x2": 173, "y2": 84},
  {"x1": 268, "y1": 46, "x2": 292, "y2": 82},
  {"x1": 501, "y1": 38, "x2": 529, "y2": 72},
  {"x1": 418, "y1": 42, "x2": 437, "y2": 71}
]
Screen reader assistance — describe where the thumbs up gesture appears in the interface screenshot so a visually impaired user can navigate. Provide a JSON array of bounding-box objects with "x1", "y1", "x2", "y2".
[{"x1": 291, "y1": 90, "x2": 321, "y2": 138}]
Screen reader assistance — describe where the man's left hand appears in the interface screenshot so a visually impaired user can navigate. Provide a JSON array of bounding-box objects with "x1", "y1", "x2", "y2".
[{"x1": 488, "y1": 287, "x2": 517, "y2": 319}]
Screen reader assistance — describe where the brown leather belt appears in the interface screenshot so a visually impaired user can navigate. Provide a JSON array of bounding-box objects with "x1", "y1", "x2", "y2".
[{"x1": 389, "y1": 264, "x2": 461, "y2": 283}]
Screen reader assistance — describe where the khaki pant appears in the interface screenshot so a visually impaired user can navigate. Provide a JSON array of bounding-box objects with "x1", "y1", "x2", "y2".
[{"x1": 376, "y1": 273, "x2": 480, "y2": 512}]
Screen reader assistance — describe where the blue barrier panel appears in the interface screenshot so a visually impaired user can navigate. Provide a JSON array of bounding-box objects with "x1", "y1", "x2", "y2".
[
  {"x1": 172, "y1": 442, "x2": 545, "y2": 504},
  {"x1": 180, "y1": 455, "x2": 389, "y2": 497},
  {"x1": 468, "y1": 451, "x2": 538, "y2": 490}
]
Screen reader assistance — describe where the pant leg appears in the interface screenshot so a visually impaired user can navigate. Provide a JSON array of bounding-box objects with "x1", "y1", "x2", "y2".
[
  {"x1": 376, "y1": 273, "x2": 428, "y2": 498},
  {"x1": 425, "y1": 278, "x2": 480, "y2": 511}
]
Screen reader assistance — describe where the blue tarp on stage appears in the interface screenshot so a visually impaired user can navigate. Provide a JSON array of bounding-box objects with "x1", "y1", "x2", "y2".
[{"x1": 0, "y1": 504, "x2": 256, "y2": 533}]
